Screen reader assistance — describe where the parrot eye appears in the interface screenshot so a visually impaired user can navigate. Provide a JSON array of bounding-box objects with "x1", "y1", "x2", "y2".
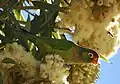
[{"x1": 88, "y1": 53, "x2": 93, "y2": 58}]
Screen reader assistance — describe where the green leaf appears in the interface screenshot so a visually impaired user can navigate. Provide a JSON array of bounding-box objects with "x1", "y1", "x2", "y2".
[
  {"x1": 52, "y1": 0, "x2": 60, "y2": 5},
  {"x1": 30, "y1": 1, "x2": 59, "y2": 37},
  {"x1": 12, "y1": 28, "x2": 75, "y2": 50},
  {"x1": 52, "y1": 32, "x2": 59, "y2": 39},
  {"x1": 2, "y1": 58, "x2": 16, "y2": 64},
  {"x1": 7, "y1": 0, "x2": 18, "y2": 10},
  {"x1": 30, "y1": 9, "x2": 58, "y2": 37},
  {"x1": 30, "y1": 14, "x2": 45, "y2": 34},
  {"x1": 100, "y1": 54, "x2": 112, "y2": 64},
  {"x1": 32, "y1": 1, "x2": 59, "y2": 10},
  {"x1": 0, "y1": 0, "x2": 4, "y2": 3},
  {"x1": 2, "y1": 21, "x2": 15, "y2": 41},
  {"x1": 13, "y1": 10, "x2": 24, "y2": 21},
  {"x1": 0, "y1": 11, "x2": 8, "y2": 20},
  {"x1": 18, "y1": 38, "x2": 29, "y2": 52},
  {"x1": 0, "y1": 34, "x2": 4, "y2": 41}
]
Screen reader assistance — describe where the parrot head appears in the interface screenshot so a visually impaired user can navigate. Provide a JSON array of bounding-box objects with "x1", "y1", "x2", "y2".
[
  {"x1": 87, "y1": 50, "x2": 99, "y2": 64},
  {"x1": 78, "y1": 47, "x2": 99, "y2": 64}
]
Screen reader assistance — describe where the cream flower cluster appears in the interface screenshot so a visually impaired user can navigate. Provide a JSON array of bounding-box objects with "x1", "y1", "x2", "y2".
[
  {"x1": 68, "y1": 63, "x2": 100, "y2": 84},
  {"x1": 39, "y1": 54, "x2": 70, "y2": 84},
  {"x1": 0, "y1": 43, "x2": 70, "y2": 84},
  {"x1": 97, "y1": 0, "x2": 114, "y2": 6},
  {"x1": 0, "y1": 43, "x2": 101, "y2": 84},
  {"x1": 0, "y1": 42, "x2": 36, "y2": 78},
  {"x1": 58, "y1": 0, "x2": 120, "y2": 58}
]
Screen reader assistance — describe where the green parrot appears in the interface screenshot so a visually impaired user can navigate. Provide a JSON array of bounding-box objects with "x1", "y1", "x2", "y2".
[
  {"x1": 13, "y1": 29, "x2": 99, "y2": 64},
  {"x1": 17, "y1": 29, "x2": 99, "y2": 64}
]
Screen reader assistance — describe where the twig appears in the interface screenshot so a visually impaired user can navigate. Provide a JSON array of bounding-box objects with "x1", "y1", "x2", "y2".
[
  {"x1": 54, "y1": 27, "x2": 73, "y2": 35},
  {"x1": 25, "y1": 10, "x2": 35, "y2": 16},
  {"x1": 64, "y1": 0, "x2": 71, "y2": 6},
  {"x1": 0, "y1": 0, "x2": 9, "y2": 7},
  {"x1": 54, "y1": 27, "x2": 71, "y2": 31}
]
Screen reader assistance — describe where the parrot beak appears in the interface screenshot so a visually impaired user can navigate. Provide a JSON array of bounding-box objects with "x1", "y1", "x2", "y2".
[{"x1": 92, "y1": 58, "x2": 98, "y2": 64}]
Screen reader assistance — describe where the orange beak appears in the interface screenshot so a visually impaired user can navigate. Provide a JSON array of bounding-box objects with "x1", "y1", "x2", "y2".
[{"x1": 92, "y1": 58, "x2": 98, "y2": 64}]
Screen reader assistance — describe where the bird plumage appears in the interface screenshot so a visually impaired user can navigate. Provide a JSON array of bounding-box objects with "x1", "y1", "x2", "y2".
[{"x1": 14, "y1": 29, "x2": 99, "y2": 64}]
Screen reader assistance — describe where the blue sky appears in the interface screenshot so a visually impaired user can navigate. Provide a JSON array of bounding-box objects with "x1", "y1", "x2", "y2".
[{"x1": 96, "y1": 48, "x2": 120, "y2": 84}]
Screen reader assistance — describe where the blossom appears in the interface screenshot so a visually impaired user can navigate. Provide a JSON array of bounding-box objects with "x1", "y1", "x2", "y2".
[
  {"x1": 39, "y1": 54, "x2": 70, "y2": 84},
  {"x1": 0, "y1": 42, "x2": 36, "y2": 78},
  {"x1": 0, "y1": 43, "x2": 100, "y2": 84},
  {"x1": 58, "y1": 0, "x2": 120, "y2": 58},
  {"x1": 68, "y1": 63, "x2": 100, "y2": 84}
]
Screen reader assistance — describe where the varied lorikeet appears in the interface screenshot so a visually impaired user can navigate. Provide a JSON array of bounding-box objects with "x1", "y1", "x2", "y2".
[{"x1": 15, "y1": 29, "x2": 99, "y2": 64}]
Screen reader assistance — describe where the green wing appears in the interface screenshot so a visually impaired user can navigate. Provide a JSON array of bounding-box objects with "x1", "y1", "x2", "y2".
[
  {"x1": 19, "y1": 29, "x2": 75, "y2": 50},
  {"x1": 37, "y1": 37, "x2": 75, "y2": 50}
]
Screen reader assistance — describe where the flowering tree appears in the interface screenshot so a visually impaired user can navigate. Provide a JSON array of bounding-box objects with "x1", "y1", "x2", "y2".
[{"x1": 0, "y1": 0, "x2": 120, "y2": 84}]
